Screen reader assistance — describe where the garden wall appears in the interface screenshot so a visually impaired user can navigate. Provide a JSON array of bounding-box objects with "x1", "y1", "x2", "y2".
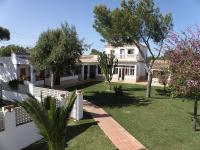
[{"x1": 0, "y1": 89, "x2": 83, "y2": 150}]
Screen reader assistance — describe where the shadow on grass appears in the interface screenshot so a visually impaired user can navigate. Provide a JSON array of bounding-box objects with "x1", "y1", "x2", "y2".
[
  {"x1": 66, "y1": 81, "x2": 103, "y2": 91},
  {"x1": 22, "y1": 112, "x2": 99, "y2": 150},
  {"x1": 85, "y1": 91, "x2": 151, "y2": 108},
  {"x1": 124, "y1": 87, "x2": 146, "y2": 92},
  {"x1": 155, "y1": 88, "x2": 170, "y2": 97}
]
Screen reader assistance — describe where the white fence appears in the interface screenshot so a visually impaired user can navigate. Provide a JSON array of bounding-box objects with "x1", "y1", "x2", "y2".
[{"x1": 0, "y1": 83, "x2": 83, "y2": 150}]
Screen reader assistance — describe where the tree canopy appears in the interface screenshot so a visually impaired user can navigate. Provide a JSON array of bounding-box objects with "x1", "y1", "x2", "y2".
[
  {"x1": 0, "y1": 44, "x2": 28, "y2": 57},
  {"x1": 31, "y1": 23, "x2": 86, "y2": 72},
  {"x1": 93, "y1": 0, "x2": 173, "y2": 98},
  {"x1": 98, "y1": 52, "x2": 118, "y2": 90},
  {"x1": 0, "y1": 27, "x2": 10, "y2": 41},
  {"x1": 30, "y1": 22, "x2": 87, "y2": 88},
  {"x1": 90, "y1": 49, "x2": 101, "y2": 55}
]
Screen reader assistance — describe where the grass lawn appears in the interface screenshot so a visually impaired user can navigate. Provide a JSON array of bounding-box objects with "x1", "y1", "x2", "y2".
[
  {"x1": 67, "y1": 81, "x2": 200, "y2": 150},
  {"x1": 23, "y1": 111, "x2": 115, "y2": 150}
]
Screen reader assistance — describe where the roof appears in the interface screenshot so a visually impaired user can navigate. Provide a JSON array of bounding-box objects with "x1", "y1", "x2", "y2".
[
  {"x1": 105, "y1": 43, "x2": 147, "y2": 49},
  {"x1": 152, "y1": 60, "x2": 169, "y2": 70},
  {"x1": 80, "y1": 55, "x2": 98, "y2": 63}
]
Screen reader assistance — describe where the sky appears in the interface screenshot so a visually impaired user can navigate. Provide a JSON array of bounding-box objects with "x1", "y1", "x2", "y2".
[{"x1": 0, "y1": 0, "x2": 200, "y2": 54}]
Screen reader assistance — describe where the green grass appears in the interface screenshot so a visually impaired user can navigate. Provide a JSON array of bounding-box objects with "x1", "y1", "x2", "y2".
[
  {"x1": 23, "y1": 111, "x2": 115, "y2": 150},
  {"x1": 67, "y1": 81, "x2": 200, "y2": 150}
]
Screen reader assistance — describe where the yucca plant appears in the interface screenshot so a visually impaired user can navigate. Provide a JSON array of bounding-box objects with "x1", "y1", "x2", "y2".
[{"x1": 16, "y1": 91, "x2": 77, "y2": 150}]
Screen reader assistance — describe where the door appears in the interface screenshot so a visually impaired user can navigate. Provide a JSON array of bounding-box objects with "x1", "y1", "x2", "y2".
[
  {"x1": 20, "y1": 68, "x2": 26, "y2": 79},
  {"x1": 54, "y1": 72, "x2": 60, "y2": 85},
  {"x1": 84, "y1": 66, "x2": 88, "y2": 80},
  {"x1": 89, "y1": 65, "x2": 96, "y2": 79}
]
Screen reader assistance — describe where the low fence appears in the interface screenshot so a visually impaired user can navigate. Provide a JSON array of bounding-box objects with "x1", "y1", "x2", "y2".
[
  {"x1": 0, "y1": 90, "x2": 83, "y2": 150},
  {"x1": 29, "y1": 83, "x2": 68, "y2": 100},
  {"x1": 0, "y1": 83, "x2": 83, "y2": 150}
]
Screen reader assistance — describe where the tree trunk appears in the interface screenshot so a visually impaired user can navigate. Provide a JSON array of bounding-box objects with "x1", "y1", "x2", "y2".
[
  {"x1": 50, "y1": 70, "x2": 54, "y2": 89},
  {"x1": 146, "y1": 71, "x2": 152, "y2": 98},
  {"x1": 193, "y1": 97, "x2": 198, "y2": 131},
  {"x1": 48, "y1": 142, "x2": 64, "y2": 150},
  {"x1": 43, "y1": 69, "x2": 46, "y2": 88},
  {"x1": 109, "y1": 82, "x2": 111, "y2": 91},
  {"x1": 163, "y1": 84, "x2": 166, "y2": 93}
]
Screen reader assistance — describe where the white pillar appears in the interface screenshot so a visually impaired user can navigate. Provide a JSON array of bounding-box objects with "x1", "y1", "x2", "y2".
[
  {"x1": 134, "y1": 64, "x2": 137, "y2": 82},
  {"x1": 2, "y1": 107, "x2": 16, "y2": 131},
  {"x1": 87, "y1": 65, "x2": 90, "y2": 79},
  {"x1": 96, "y1": 65, "x2": 98, "y2": 76},
  {"x1": 81, "y1": 65, "x2": 84, "y2": 80},
  {"x1": 30, "y1": 65, "x2": 35, "y2": 83},
  {"x1": 70, "y1": 90, "x2": 83, "y2": 120}
]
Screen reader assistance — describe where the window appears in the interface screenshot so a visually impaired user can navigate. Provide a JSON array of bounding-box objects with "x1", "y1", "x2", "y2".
[
  {"x1": 128, "y1": 49, "x2": 134, "y2": 54},
  {"x1": 130, "y1": 66, "x2": 135, "y2": 75}
]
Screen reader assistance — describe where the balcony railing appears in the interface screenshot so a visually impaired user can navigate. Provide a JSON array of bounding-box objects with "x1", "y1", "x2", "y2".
[{"x1": 114, "y1": 54, "x2": 139, "y2": 61}]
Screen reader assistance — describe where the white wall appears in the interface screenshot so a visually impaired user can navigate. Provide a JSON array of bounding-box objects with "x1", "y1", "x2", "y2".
[
  {"x1": 0, "y1": 109, "x2": 42, "y2": 150},
  {"x1": 0, "y1": 88, "x2": 83, "y2": 150},
  {"x1": 105, "y1": 45, "x2": 147, "y2": 60},
  {"x1": 0, "y1": 57, "x2": 17, "y2": 82}
]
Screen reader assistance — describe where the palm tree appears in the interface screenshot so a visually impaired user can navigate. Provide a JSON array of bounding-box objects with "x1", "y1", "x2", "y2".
[
  {"x1": 16, "y1": 91, "x2": 77, "y2": 150},
  {"x1": 0, "y1": 27, "x2": 10, "y2": 41}
]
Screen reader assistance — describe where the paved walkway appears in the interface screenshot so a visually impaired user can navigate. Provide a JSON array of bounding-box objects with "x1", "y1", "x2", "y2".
[{"x1": 83, "y1": 100, "x2": 147, "y2": 150}]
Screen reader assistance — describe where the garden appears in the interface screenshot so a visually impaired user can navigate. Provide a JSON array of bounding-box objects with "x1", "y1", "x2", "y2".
[{"x1": 67, "y1": 81, "x2": 200, "y2": 150}]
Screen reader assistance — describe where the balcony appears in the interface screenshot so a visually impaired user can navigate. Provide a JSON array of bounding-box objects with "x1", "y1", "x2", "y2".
[{"x1": 114, "y1": 54, "x2": 142, "y2": 62}]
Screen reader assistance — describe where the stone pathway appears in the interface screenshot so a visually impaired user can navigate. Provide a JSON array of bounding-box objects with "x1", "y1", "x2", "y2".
[{"x1": 83, "y1": 100, "x2": 147, "y2": 150}]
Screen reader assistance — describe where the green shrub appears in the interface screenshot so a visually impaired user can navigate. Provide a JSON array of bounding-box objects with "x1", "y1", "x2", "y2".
[
  {"x1": 8, "y1": 79, "x2": 24, "y2": 89},
  {"x1": 114, "y1": 85, "x2": 123, "y2": 95}
]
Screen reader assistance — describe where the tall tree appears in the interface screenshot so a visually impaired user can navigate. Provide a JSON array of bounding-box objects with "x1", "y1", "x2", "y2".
[
  {"x1": 93, "y1": 0, "x2": 173, "y2": 98},
  {"x1": 0, "y1": 27, "x2": 10, "y2": 41},
  {"x1": 167, "y1": 27, "x2": 200, "y2": 131},
  {"x1": 90, "y1": 49, "x2": 101, "y2": 55},
  {"x1": 30, "y1": 22, "x2": 87, "y2": 88},
  {"x1": 16, "y1": 91, "x2": 76, "y2": 150},
  {"x1": 98, "y1": 52, "x2": 118, "y2": 90},
  {"x1": 0, "y1": 44, "x2": 28, "y2": 57}
]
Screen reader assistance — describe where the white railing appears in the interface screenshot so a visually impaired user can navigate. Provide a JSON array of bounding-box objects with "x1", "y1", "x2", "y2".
[{"x1": 114, "y1": 54, "x2": 138, "y2": 60}]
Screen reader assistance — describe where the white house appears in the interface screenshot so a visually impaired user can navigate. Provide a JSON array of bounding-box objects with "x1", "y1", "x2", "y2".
[
  {"x1": 0, "y1": 44, "x2": 147, "y2": 87},
  {"x1": 105, "y1": 44, "x2": 147, "y2": 83},
  {"x1": 0, "y1": 52, "x2": 103, "y2": 88}
]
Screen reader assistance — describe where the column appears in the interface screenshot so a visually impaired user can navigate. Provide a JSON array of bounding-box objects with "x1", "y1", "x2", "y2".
[
  {"x1": 96, "y1": 65, "x2": 98, "y2": 76},
  {"x1": 134, "y1": 64, "x2": 137, "y2": 82},
  {"x1": 87, "y1": 65, "x2": 90, "y2": 79},
  {"x1": 30, "y1": 65, "x2": 35, "y2": 83},
  {"x1": 70, "y1": 90, "x2": 83, "y2": 120},
  {"x1": 81, "y1": 65, "x2": 84, "y2": 80}
]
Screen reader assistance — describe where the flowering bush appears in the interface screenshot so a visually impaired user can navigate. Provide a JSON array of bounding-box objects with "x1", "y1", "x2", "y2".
[
  {"x1": 166, "y1": 26, "x2": 200, "y2": 130},
  {"x1": 166, "y1": 26, "x2": 200, "y2": 98}
]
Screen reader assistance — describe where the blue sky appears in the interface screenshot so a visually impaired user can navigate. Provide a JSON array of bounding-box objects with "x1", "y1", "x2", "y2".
[{"x1": 0, "y1": 0, "x2": 200, "y2": 54}]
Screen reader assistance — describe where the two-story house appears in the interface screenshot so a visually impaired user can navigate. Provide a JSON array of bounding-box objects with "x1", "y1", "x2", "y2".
[{"x1": 105, "y1": 44, "x2": 147, "y2": 83}]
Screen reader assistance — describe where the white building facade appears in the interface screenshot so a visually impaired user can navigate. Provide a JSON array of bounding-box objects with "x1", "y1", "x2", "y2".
[
  {"x1": 0, "y1": 52, "x2": 103, "y2": 88},
  {"x1": 105, "y1": 44, "x2": 147, "y2": 83}
]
